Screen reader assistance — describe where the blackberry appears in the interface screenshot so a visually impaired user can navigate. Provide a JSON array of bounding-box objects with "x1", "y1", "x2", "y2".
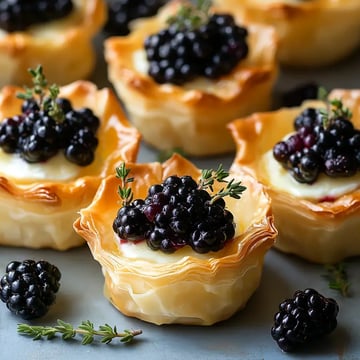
[
  {"x1": 282, "y1": 82, "x2": 320, "y2": 107},
  {"x1": 0, "y1": 0, "x2": 74, "y2": 32},
  {"x1": 271, "y1": 288, "x2": 339, "y2": 352},
  {"x1": 144, "y1": 7, "x2": 248, "y2": 85},
  {"x1": 112, "y1": 166, "x2": 246, "y2": 254},
  {"x1": 104, "y1": 0, "x2": 167, "y2": 36},
  {"x1": 0, "y1": 259, "x2": 61, "y2": 320},
  {"x1": 0, "y1": 67, "x2": 100, "y2": 166},
  {"x1": 272, "y1": 99, "x2": 360, "y2": 184}
]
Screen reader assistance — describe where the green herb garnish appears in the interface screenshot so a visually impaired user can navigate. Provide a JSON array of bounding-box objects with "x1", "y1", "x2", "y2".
[
  {"x1": 199, "y1": 164, "x2": 247, "y2": 203},
  {"x1": 166, "y1": 0, "x2": 212, "y2": 31},
  {"x1": 116, "y1": 162, "x2": 134, "y2": 206},
  {"x1": 17, "y1": 319, "x2": 142, "y2": 345},
  {"x1": 16, "y1": 65, "x2": 64, "y2": 122},
  {"x1": 115, "y1": 162, "x2": 246, "y2": 206},
  {"x1": 323, "y1": 262, "x2": 350, "y2": 297},
  {"x1": 318, "y1": 88, "x2": 352, "y2": 129}
]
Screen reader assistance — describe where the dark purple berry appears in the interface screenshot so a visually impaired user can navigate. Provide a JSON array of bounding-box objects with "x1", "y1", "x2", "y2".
[
  {"x1": 144, "y1": 13, "x2": 248, "y2": 85},
  {"x1": 0, "y1": 0, "x2": 74, "y2": 32},
  {"x1": 0, "y1": 259, "x2": 61, "y2": 320},
  {"x1": 271, "y1": 288, "x2": 339, "y2": 352},
  {"x1": 113, "y1": 175, "x2": 236, "y2": 254}
]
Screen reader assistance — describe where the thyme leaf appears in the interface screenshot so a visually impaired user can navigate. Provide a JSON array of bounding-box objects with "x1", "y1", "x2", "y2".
[
  {"x1": 199, "y1": 164, "x2": 247, "y2": 202},
  {"x1": 116, "y1": 162, "x2": 134, "y2": 206},
  {"x1": 167, "y1": 0, "x2": 212, "y2": 31},
  {"x1": 17, "y1": 319, "x2": 142, "y2": 345},
  {"x1": 323, "y1": 262, "x2": 350, "y2": 297}
]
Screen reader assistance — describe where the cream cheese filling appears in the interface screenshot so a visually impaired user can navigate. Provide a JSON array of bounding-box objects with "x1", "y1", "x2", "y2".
[
  {"x1": 261, "y1": 150, "x2": 360, "y2": 199},
  {"x1": 0, "y1": 151, "x2": 81, "y2": 181}
]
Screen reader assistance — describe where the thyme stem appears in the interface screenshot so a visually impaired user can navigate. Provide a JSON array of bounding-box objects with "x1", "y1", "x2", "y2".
[
  {"x1": 323, "y1": 262, "x2": 350, "y2": 297},
  {"x1": 17, "y1": 319, "x2": 142, "y2": 345}
]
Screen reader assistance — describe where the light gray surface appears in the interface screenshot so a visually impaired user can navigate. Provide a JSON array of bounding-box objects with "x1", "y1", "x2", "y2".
[{"x1": 0, "y1": 36, "x2": 360, "y2": 359}]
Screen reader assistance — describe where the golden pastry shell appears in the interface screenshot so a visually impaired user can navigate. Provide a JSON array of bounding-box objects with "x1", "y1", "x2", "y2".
[
  {"x1": 228, "y1": 89, "x2": 360, "y2": 264},
  {"x1": 0, "y1": 0, "x2": 107, "y2": 87},
  {"x1": 74, "y1": 154, "x2": 277, "y2": 325},
  {"x1": 0, "y1": 80, "x2": 141, "y2": 250},
  {"x1": 105, "y1": 1, "x2": 278, "y2": 156},
  {"x1": 213, "y1": 0, "x2": 360, "y2": 67}
]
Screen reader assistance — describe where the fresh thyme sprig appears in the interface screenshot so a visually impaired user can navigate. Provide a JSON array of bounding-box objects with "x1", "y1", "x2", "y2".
[
  {"x1": 116, "y1": 162, "x2": 134, "y2": 206},
  {"x1": 17, "y1": 319, "x2": 142, "y2": 345},
  {"x1": 199, "y1": 164, "x2": 247, "y2": 202},
  {"x1": 167, "y1": 0, "x2": 212, "y2": 30},
  {"x1": 323, "y1": 262, "x2": 350, "y2": 297},
  {"x1": 16, "y1": 65, "x2": 64, "y2": 122},
  {"x1": 318, "y1": 87, "x2": 352, "y2": 129}
]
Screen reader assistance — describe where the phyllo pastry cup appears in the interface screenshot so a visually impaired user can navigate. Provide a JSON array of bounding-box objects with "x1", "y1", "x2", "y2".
[
  {"x1": 0, "y1": 80, "x2": 141, "y2": 250},
  {"x1": 228, "y1": 89, "x2": 360, "y2": 264},
  {"x1": 74, "y1": 154, "x2": 277, "y2": 325},
  {"x1": 213, "y1": 0, "x2": 360, "y2": 68},
  {"x1": 104, "y1": 1, "x2": 278, "y2": 156},
  {"x1": 0, "y1": 0, "x2": 107, "y2": 87}
]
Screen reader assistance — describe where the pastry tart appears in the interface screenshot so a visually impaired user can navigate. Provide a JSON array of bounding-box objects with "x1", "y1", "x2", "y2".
[
  {"x1": 104, "y1": 1, "x2": 278, "y2": 156},
  {"x1": 0, "y1": 80, "x2": 141, "y2": 250},
  {"x1": 74, "y1": 154, "x2": 277, "y2": 325},
  {"x1": 228, "y1": 89, "x2": 360, "y2": 264},
  {"x1": 213, "y1": 0, "x2": 360, "y2": 67},
  {"x1": 0, "y1": 0, "x2": 107, "y2": 87}
]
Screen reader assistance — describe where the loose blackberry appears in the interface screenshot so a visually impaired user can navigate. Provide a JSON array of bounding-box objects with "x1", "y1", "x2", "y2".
[
  {"x1": 144, "y1": 3, "x2": 248, "y2": 85},
  {"x1": 0, "y1": 259, "x2": 61, "y2": 320},
  {"x1": 272, "y1": 99, "x2": 360, "y2": 184},
  {"x1": 0, "y1": 66, "x2": 100, "y2": 166},
  {"x1": 112, "y1": 163, "x2": 246, "y2": 254},
  {"x1": 104, "y1": 0, "x2": 167, "y2": 36},
  {"x1": 282, "y1": 82, "x2": 320, "y2": 107},
  {"x1": 0, "y1": 0, "x2": 74, "y2": 32},
  {"x1": 271, "y1": 288, "x2": 339, "y2": 352}
]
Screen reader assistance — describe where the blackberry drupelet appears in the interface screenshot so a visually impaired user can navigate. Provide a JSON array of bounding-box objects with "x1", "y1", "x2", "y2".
[
  {"x1": 0, "y1": 0, "x2": 74, "y2": 32},
  {"x1": 272, "y1": 99, "x2": 360, "y2": 184},
  {"x1": 0, "y1": 66, "x2": 101, "y2": 166},
  {"x1": 271, "y1": 288, "x2": 339, "y2": 352},
  {"x1": 0, "y1": 97, "x2": 100, "y2": 166},
  {"x1": 113, "y1": 170, "x2": 243, "y2": 254},
  {"x1": 0, "y1": 259, "x2": 61, "y2": 320},
  {"x1": 104, "y1": 0, "x2": 167, "y2": 36},
  {"x1": 144, "y1": 7, "x2": 249, "y2": 85}
]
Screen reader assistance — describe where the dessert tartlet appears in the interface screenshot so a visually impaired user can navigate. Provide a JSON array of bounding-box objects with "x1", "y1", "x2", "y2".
[
  {"x1": 0, "y1": 0, "x2": 107, "y2": 87},
  {"x1": 0, "y1": 77, "x2": 141, "y2": 250},
  {"x1": 105, "y1": 0, "x2": 278, "y2": 156},
  {"x1": 213, "y1": 0, "x2": 360, "y2": 68},
  {"x1": 74, "y1": 154, "x2": 277, "y2": 325},
  {"x1": 228, "y1": 89, "x2": 360, "y2": 264}
]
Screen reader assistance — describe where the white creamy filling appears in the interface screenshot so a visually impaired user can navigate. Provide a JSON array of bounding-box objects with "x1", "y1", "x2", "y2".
[
  {"x1": 118, "y1": 240, "x2": 225, "y2": 263},
  {"x1": 262, "y1": 150, "x2": 360, "y2": 199},
  {"x1": 0, "y1": 151, "x2": 81, "y2": 181}
]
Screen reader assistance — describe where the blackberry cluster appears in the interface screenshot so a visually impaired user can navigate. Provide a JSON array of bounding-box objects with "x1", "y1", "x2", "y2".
[
  {"x1": 272, "y1": 107, "x2": 360, "y2": 184},
  {"x1": 282, "y1": 82, "x2": 320, "y2": 107},
  {"x1": 0, "y1": 97, "x2": 100, "y2": 166},
  {"x1": 271, "y1": 288, "x2": 339, "y2": 352},
  {"x1": 0, "y1": 259, "x2": 61, "y2": 320},
  {"x1": 104, "y1": 0, "x2": 167, "y2": 36},
  {"x1": 144, "y1": 14, "x2": 249, "y2": 85},
  {"x1": 0, "y1": 0, "x2": 74, "y2": 32},
  {"x1": 113, "y1": 175, "x2": 235, "y2": 254}
]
